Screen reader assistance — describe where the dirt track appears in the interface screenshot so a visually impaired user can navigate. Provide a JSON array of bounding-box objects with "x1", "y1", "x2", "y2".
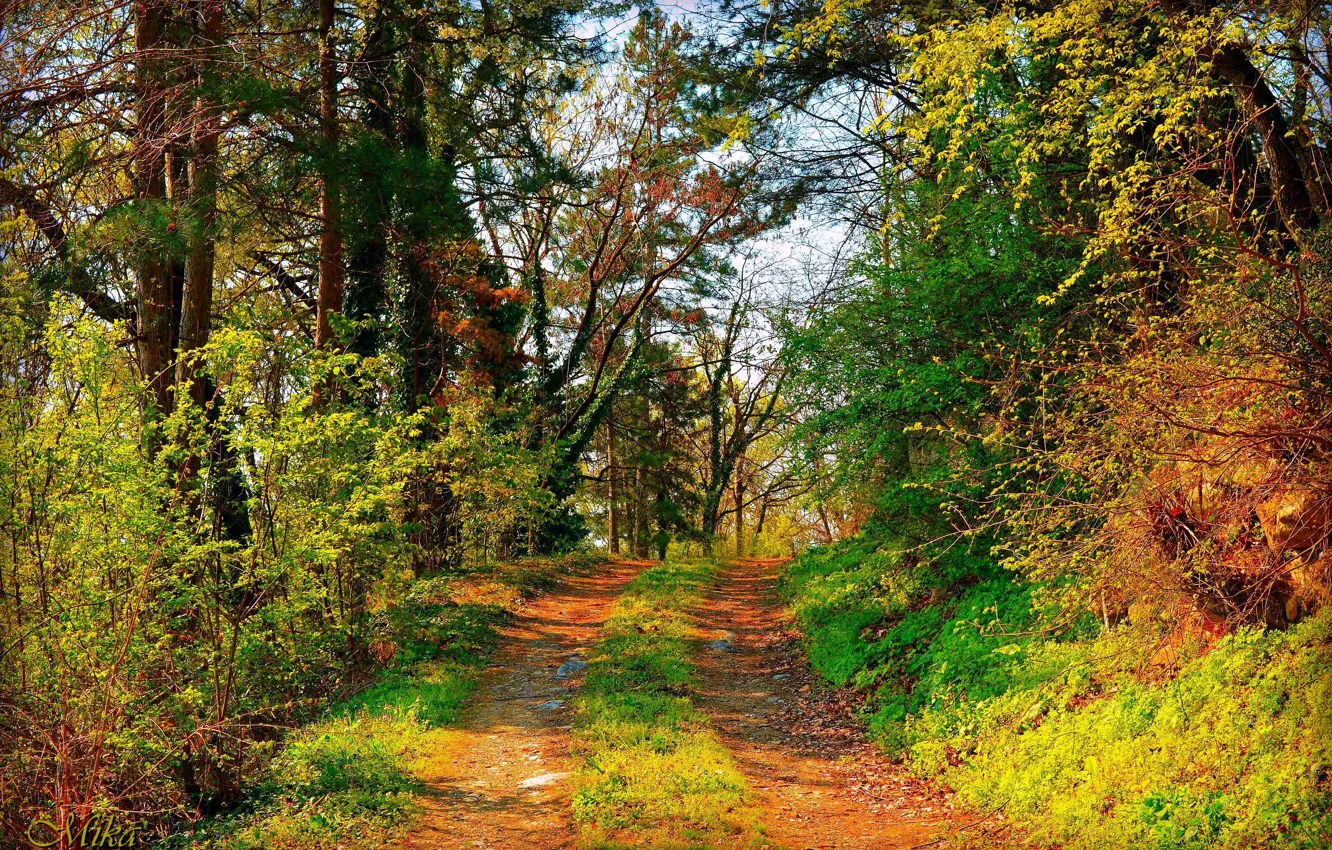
[
  {"x1": 400, "y1": 558, "x2": 959, "y2": 849},
  {"x1": 690, "y1": 558, "x2": 957, "y2": 850},
  {"x1": 402, "y1": 560, "x2": 646, "y2": 850}
]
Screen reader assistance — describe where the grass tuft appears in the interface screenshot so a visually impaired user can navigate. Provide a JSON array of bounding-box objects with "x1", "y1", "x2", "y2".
[{"x1": 166, "y1": 553, "x2": 600, "y2": 850}]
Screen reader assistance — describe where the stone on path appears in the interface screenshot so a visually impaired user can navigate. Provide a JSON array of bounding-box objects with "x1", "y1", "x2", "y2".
[
  {"x1": 709, "y1": 630, "x2": 738, "y2": 652},
  {"x1": 518, "y1": 771, "x2": 570, "y2": 790},
  {"x1": 554, "y1": 658, "x2": 587, "y2": 678}
]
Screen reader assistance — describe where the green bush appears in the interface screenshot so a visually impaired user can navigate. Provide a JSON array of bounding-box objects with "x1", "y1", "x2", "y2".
[
  {"x1": 168, "y1": 555, "x2": 591, "y2": 850},
  {"x1": 783, "y1": 538, "x2": 1332, "y2": 850}
]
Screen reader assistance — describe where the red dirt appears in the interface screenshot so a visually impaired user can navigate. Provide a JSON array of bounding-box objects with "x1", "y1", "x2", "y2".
[
  {"x1": 401, "y1": 560, "x2": 648, "y2": 850},
  {"x1": 401, "y1": 557, "x2": 967, "y2": 849},
  {"x1": 691, "y1": 558, "x2": 959, "y2": 850}
]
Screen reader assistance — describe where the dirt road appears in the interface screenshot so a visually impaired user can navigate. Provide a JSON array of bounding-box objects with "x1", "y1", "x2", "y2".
[
  {"x1": 691, "y1": 558, "x2": 957, "y2": 850},
  {"x1": 402, "y1": 560, "x2": 647, "y2": 850},
  {"x1": 400, "y1": 557, "x2": 957, "y2": 849}
]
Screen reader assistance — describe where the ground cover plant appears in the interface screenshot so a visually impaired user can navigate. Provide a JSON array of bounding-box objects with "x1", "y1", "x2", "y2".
[
  {"x1": 570, "y1": 560, "x2": 763, "y2": 849},
  {"x1": 783, "y1": 540, "x2": 1332, "y2": 849}
]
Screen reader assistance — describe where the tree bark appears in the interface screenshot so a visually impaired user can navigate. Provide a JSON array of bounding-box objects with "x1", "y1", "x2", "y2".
[
  {"x1": 1163, "y1": 0, "x2": 1325, "y2": 235},
  {"x1": 0, "y1": 178, "x2": 130, "y2": 323},
  {"x1": 753, "y1": 495, "x2": 768, "y2": 555},
  {"x1": 314, "y1": 0, "x2": 343, "y2": 361},
  {"x1": 734, "y1": 478, "x2": 745, "y2": 560},
  {"x1": 176, "y1": 0, "x2": 224, "y2": 412},
  {"x1": 134, "y1": 0, "x2": 174, "y2": 416},
  {"x1": 606, "y1": 413, "x2": 620, "y2": 555},
  {"x1": 632, "y1": 466, "x2": 649, "y2": 559},
  {"x1": 1208, "y1": 44, "x2": 1321, "y2": 233}
]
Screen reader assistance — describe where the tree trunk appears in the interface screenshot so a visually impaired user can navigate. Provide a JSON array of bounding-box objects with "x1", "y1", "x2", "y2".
[
  {"x1": 344, "y1": 15, "x2": 392, "y2": 368},
  {"x1": 1163, "y1": 0, "x2": 1324, "y2": 234},
  {"x1": 734, "y1": 479, "x2": 745, "y2": 560},
  {"x1": 624, "y1": 474, "x2": 637, "y2": 555},
  {"x1": 632, "y1": 466, "x2": 649, "y2": 559},
  {"x1": 655, "y1": 494, "x2": 668, "y2": 560},
  {"x1": 175, "y1": 0, "x2": 223, "y2": 413},
  {"x1": 314, "y1": 0, "x2": 343, "y2": 365},
  {"x1": 1208, "y1": 44, "x2": 1321, "y2": 233},
  {"x1": 753, "y1": 495, "x2": 768, "y2": 555},
  {"x1": 134, "y1": 0, "x2": 174, "y2": 417},
  {"x1": 606, "y1": 414, "x2": 620, "y2": 555},
  {"x1": 817, "y1": 504, "x2": 834, "y2": 545}
]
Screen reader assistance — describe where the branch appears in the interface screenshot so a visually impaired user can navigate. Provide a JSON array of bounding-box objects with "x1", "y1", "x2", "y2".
[{"x1": 0, "y1": 175, "x2": 131, "y2": 323}]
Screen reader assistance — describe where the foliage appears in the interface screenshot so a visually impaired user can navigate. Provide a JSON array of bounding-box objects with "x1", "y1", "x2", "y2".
[
  {"x1": 784, "y1": 539, "x2": 1332, "y2": 849},
  {"x1": 0, "y1": 290, "x2": 576, "y2": 839},
  {"x1": 156, "y1": 554, "x2": 593, "y2": 850}
]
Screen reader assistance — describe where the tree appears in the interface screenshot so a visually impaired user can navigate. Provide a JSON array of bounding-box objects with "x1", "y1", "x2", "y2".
[
  {"x1": 694, "y1": 265, "x2": 785, "y2": 552},
  {"x1": 483, "y1": 11, "x2": 779, "y2": 551}
]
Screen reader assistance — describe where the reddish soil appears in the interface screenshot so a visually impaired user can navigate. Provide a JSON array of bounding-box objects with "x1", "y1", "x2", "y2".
[
  {"x1": 401, "y1": 557, "x2": 966, "y2": 850},
  {"x1": 401, "y1": 560, "x2": 648, "y2": 850},
  {"x1": 691, "y1": 558, "x2": 959, "y2": 850}
]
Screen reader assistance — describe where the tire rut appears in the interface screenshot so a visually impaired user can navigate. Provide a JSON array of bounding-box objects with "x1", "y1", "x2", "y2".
[
  {"x1": 691, "y1": 558, "x2": 957, "y2": 850},
  {"x1": 401, "y1": 560, "x2": 648, "y2": 850}
]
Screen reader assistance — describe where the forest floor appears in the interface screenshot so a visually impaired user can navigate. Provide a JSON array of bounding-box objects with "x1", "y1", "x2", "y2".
[{"x1": 399, "y1": 557, "x2": 958, "y2": 850}]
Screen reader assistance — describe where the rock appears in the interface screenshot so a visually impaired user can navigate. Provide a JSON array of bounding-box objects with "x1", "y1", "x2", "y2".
[
  {"x1": 554, "y1": 658, "x2": 587, "y2": 678},
  {"x1": 1258, "y1": 489, "x2": 1332, "y2": 552},
  {"x1": 518, "y1": 771, "x2": 570, "y2": 789},
  {"x1": 1291, "y1": 552, "x2": 1332, "y2": 605},
  {"x1": 536, "y1": 699, "x2": 565, "y2": 710},
  {"x1": 772, "y1": 673, "x2": 789, "y2": 680},
  {"x1": 707, "y1": 630, "x2": 738, "y2": 652}
]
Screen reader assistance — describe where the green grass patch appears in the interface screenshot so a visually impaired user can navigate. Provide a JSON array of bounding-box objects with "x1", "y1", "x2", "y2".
[
  {"x1": 165, "y1": 553, "x2": 600, "y2": 850},
  {"x1": 783, "y1": 539, "x2": 1332, "y2": 850},
  {"x1": 571, "y1": 560, "x2": 763, "y2": 850}
]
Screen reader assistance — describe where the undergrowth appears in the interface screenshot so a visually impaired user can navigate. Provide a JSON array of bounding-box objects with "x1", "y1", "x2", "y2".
[
  {"x1": 570, "y1": 560, "x2": 763, "y2": 849},
  {"x1": 164, "y1": 553, "x2": 598, "y2": 850},
  {"x1": 783, "y1": 538, "x2": 1332, "y2": 850}
]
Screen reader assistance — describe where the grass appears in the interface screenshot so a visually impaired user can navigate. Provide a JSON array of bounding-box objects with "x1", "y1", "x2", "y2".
[
  {"x1": 782, "y1": 538, "x2": 1332, "y2": 850},
  {"x1": 570, "y1": 559, "x2": 764, "y2": 850},
  {"x1": 165, "y1": 552, "x2": 601, "y2": 850}
]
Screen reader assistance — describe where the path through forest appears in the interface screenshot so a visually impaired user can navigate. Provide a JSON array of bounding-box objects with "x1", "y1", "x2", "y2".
[
  {"x1": 403, "y1": 560, "x2": 646, "y2": 850},
  {"x1": 402, "y1": 558, "x2": 957, "y2": 849},
  {"x1": 692, "y1": 559, "x2": 956, "y2": 849}
]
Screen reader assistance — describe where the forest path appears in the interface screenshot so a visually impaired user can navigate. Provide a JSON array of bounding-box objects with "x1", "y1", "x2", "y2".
[
  {"x1": 402, "y1": 559, "x2": 648, "y2": 850},
  {"x1": 692, "y1": 558, "x2": 958, "y2": 850}
]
